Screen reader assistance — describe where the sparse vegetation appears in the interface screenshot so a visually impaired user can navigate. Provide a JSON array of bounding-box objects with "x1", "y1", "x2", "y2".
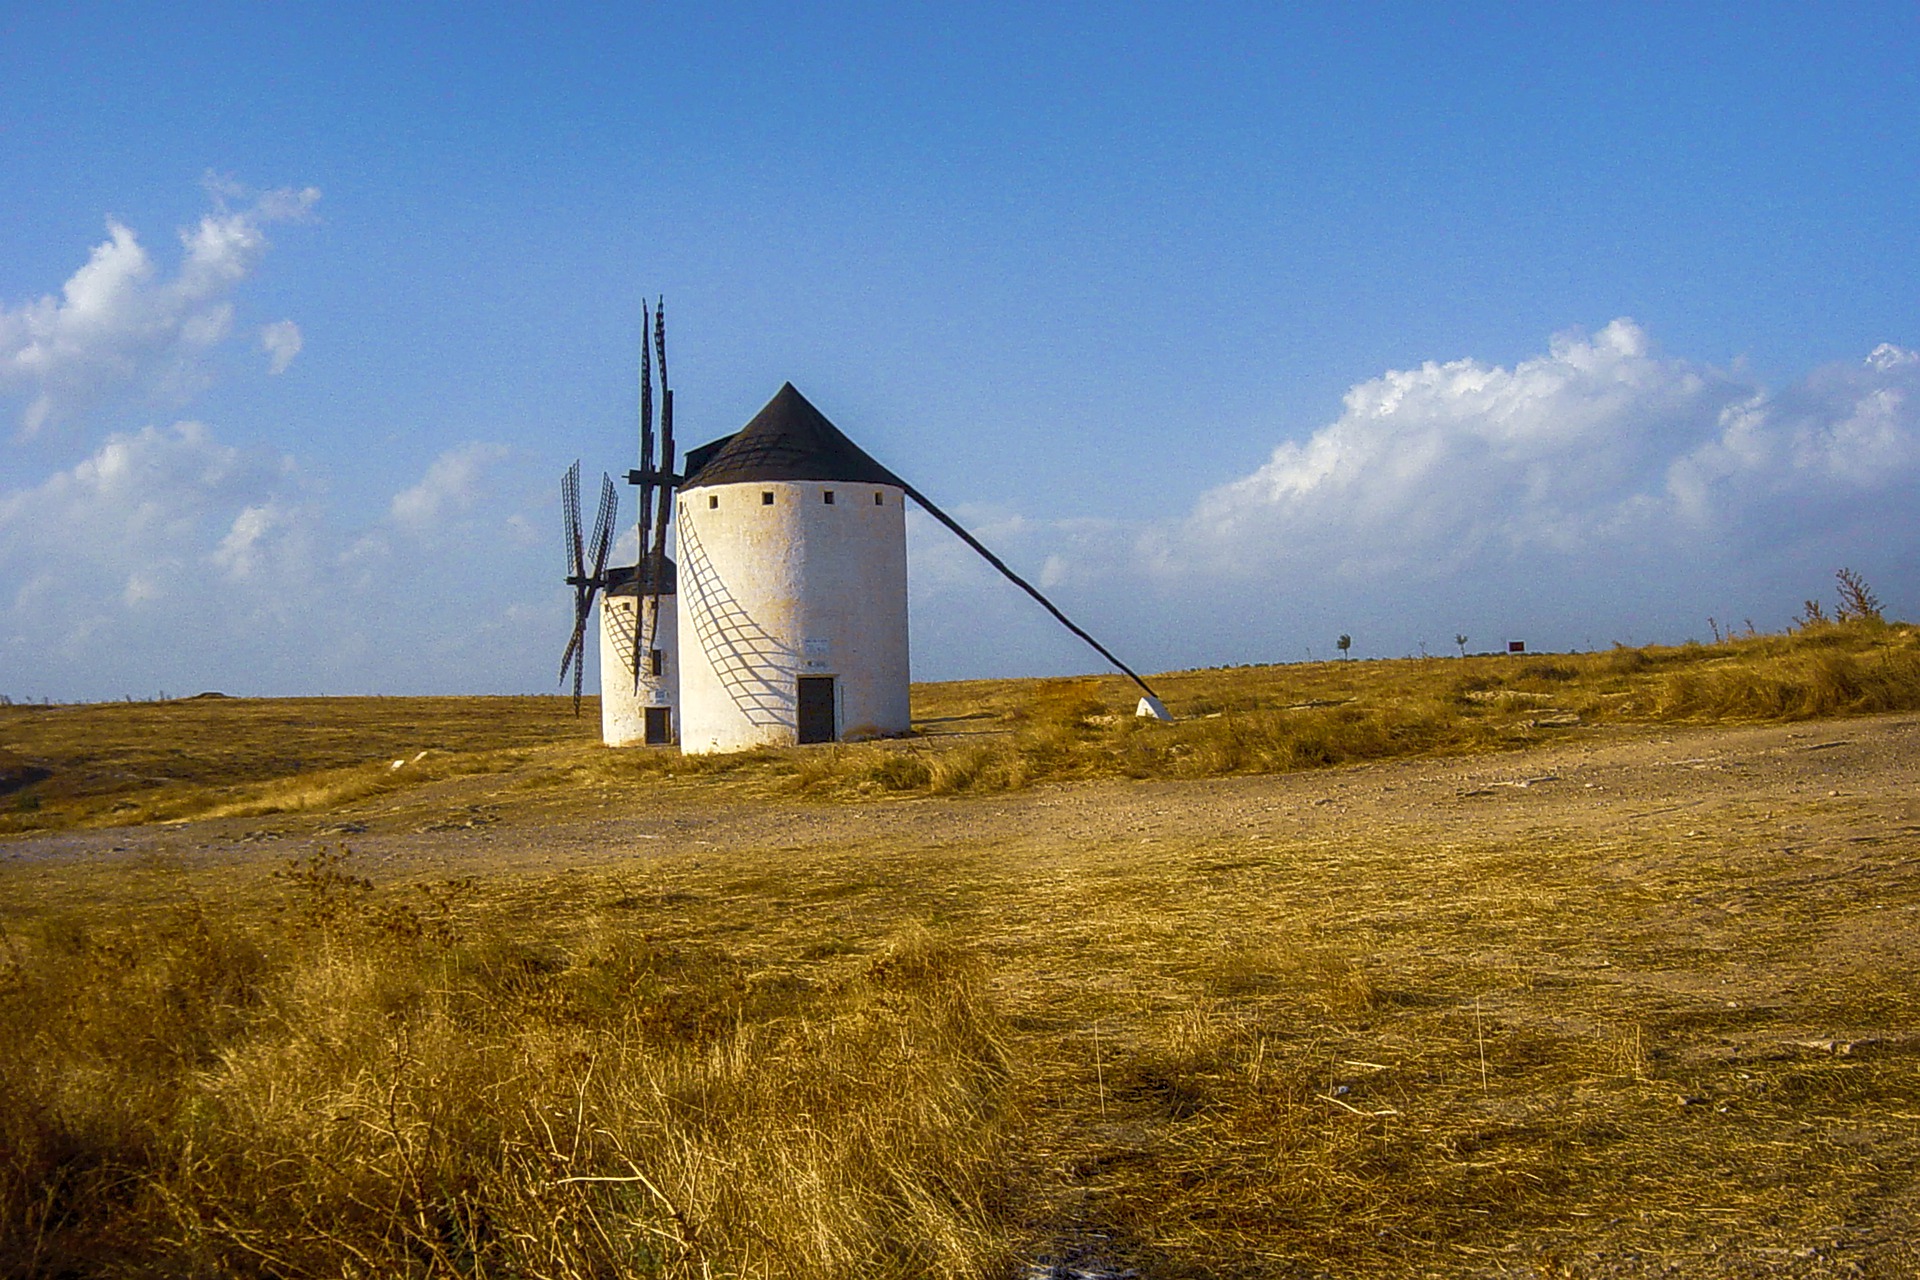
[
  {"x1": 3, "y1": 619, "x2": 1918, "y2": 831},
  {"x1": 1835, "y1": 566, "x2": 1884, "y2": 622},
  {"x1": 788, "y1": 617, "x2": 1920, "y2": 802}
]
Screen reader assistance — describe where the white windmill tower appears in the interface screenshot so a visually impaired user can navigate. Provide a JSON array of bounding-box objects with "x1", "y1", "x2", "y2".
[
  {"x1": 673, "y1": 382, "x2": 911, "y2": 753},
  {"x1": 564, "y1": 304, "x2": 1169, "y2": 751},
  {"x1": 560, "y1": 301, "x2": 680, "y2": 745},
  {"x1": 595, "y1": 556, "x2": 678, "y2": 745}
]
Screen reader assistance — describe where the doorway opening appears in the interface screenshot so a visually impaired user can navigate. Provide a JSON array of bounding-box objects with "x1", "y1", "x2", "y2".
[
  {"x1": 644, "y1": 706, "x2": 673, "y2": 746},
  {"x1": 796, "y1": 676, "x2": 836, "y2": 744}
]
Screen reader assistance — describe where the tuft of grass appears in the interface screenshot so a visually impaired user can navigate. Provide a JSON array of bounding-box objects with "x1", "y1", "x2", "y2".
[{"x1": 1648, "y1": 641, "x2": 1920, "y2": 721}]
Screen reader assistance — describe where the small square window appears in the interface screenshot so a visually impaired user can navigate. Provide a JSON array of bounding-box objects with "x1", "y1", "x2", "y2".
[
  {"x1": 823, "y1": 490, "x2": 835, "y2": 505},
  {"x1": 708, "y1": 494, "x2": 718, "y2": 509},
  {"x1": 873, "y1": 491, "x2": 884, "y2": 505},
  {"x1": 762, "y1": 491, "x2": 774, "y2": 505}
]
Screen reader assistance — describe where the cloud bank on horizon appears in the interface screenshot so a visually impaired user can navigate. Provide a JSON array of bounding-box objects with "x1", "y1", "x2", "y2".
[
  {"x1": 914, "y1": 320, "x2": 1918, "y2": 671},
  {"x1": 2, "y1": 193, "x2": 1916, "y2": 699},
  {"x1": 1176, "y1": 321, "x2": 1917, "y2": 579}
]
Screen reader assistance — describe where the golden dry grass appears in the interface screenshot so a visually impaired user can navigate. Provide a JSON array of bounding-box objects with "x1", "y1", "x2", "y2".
[
  {"x1": 0, "y1": 696, "x2": 589, "y2": 834},
  {"x1": 7, "y1": 747, "x2": 1920, "y2": 1276},
  {"x1": 798, "y1": 619, "x2": 1920, "y2": 801},
  {"x1": 1, "y1": 854, "x2": 1016, "y2": 1278},
  {"x1": 5, "y1": 621, "x2": 1916, "y2": 834},
  {"x1": 4, "y1": 621, "x2": 1920, "y2": 1276}
]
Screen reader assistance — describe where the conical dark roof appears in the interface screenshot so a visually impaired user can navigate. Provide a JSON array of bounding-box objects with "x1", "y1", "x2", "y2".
[
  {"x1": 680, "y1": 383, "x2": 902, "y2": 490},
  {"x1": 604, "y1": 556, "x2": 676, "y2": 597}
]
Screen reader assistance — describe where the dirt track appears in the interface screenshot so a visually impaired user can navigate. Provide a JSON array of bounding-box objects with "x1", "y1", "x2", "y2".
[{"x1": 9, "y1": 713, "x2": 1916, "y2": 883}]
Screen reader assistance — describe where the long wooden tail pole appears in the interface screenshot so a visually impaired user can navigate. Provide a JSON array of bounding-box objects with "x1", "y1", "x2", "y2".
[{"x1": 897, "y1": 481, "x2": 1159, "y2": 701}]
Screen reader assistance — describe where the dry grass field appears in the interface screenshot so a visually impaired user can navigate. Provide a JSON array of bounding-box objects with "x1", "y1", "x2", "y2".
[{"x1": 3, "y1": 619, "x2": 1920, "y2": 1277}]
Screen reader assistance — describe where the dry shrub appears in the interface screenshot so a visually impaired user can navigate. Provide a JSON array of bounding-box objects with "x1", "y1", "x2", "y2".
[
  {"x1": 1120, "y1": 696, "x2": 1495, "y2": 780},
  {"x1": 1006, "y1": 679, "x2": 1107, "y2": 733},
  {"x1": 789, "y1": 745, "x2": 935, "y2": 796},
  {"x1": 0, "y1": 871, "x2": 1016, "y2": 1278},
  {"x1": 863, "y1": 750, "x2": 934, "y2": 793},
  {"x1": 792, "y1": 688, "x2": 1509, "y2": 799},
  {"x1": 928, "y1": 743, "x2": 1000, "y2": 795},
  {"x1": 1605, "y1": 643, "x2": 1652, "y2": 674}
]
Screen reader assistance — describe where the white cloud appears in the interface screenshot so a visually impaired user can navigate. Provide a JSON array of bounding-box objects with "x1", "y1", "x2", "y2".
[
  {"x1": 0, "y1": 422, "x2": 565, "y2": 699},
  {"x1": 0, "y1": 182, "x2": 319, "y2": 435},
  {"x1": 389, "y1": 443, "x2": 513, "y2": 533},
  {"x1": 260, "y1": 320, "x2": 303, "y2": 375},
  {"x1": 1170, "y1": 319, "x2": 1740, "y2": 578},
  {"x1": 1155, "y1": 320, "x2": 1915, "y2": 592},
  {"x1": 911, "y1": 323, "x2": 1920, "y2": 676},
  {"x1": 0, "y1": 421, "x2": 305, "y2": 657},
  {"x1": 212, "y1": 499, "x2": 299, "y2": 581}
]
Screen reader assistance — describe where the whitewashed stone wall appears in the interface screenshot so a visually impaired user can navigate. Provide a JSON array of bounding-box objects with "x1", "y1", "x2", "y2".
[
  {"x1": 598, "y1": 589, "x2": 680, "y2": 746},
  {"x1": 676, "y1": 479, "x2": 909, "y2": 754}
]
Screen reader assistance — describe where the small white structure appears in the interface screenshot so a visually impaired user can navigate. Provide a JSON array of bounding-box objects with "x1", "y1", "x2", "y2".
[
  {"x1": 597, "y1": 559, "x2": 679, "y2": 746},
  {"x1": 673, "y1": 384, "x2": 910, "y2": 754}
]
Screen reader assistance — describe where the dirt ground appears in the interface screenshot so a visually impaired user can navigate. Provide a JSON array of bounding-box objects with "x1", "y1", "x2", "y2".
[
  {"x1": 7, "y1": 713, "x2": 1919, "y2": 1277},
  {"x1": 9, "y1": 713, "x2": 1914, "y2": 886}
]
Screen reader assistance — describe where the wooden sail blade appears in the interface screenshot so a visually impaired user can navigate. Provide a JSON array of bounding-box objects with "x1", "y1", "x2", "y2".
[
  {"x1": 637, "y1": 301, "x2": 656, "y2": 552},
  {"x1": 561, "y1": 460, "x2": 584, "y2": 578},
  {"x1": 559, "y1": 604, "x2": 588, "y2": 682},
  {"x1": 589, "y1": 473, "x2": 618, "y2": 582}
]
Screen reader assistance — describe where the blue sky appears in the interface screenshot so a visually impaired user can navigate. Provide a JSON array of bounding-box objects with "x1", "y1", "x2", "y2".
[{"x1": 3, "y1": 3, "x2": 1917, "y2": 699}]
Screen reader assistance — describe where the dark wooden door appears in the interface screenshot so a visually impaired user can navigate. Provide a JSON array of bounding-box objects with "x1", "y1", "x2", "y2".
[
  {"x1": 644, "y1": 707, "x2": 672, "y2": 746},
  {"x1": 796, "y1": 676, "x2": 836, "y2": 744}
]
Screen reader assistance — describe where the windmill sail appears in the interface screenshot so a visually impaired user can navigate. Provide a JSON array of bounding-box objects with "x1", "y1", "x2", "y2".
[
  {"x1": 632, "y1": 303, "x2": 657, "y2": 691},
  {"x1": 642, "y1": 302, "x2": 676, "y2": 669},
  {"x1": 559, "y1": 464, "x2": 618, "y2": 714},
  {"x1": 637, "y1": 305, "x2": 656, "y2": 588},
  {"x1": 558, "y1": 460, "x2": 585, "y2": 681}
]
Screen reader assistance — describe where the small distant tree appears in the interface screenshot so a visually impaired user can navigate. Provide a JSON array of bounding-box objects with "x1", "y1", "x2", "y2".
[
  {"x1": 1834, "y1": 568, "x2": 1883, "y2": 622},
  {"x1": 1454, "y1": 634, "x2": 1469, "y2": 658},
  {"x1": 1336, "y1": 634, "x2": 1352, "y2": 660},
  {"x1": 1799, "y1": 598, "x2": 1829, "y2": 629}
]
